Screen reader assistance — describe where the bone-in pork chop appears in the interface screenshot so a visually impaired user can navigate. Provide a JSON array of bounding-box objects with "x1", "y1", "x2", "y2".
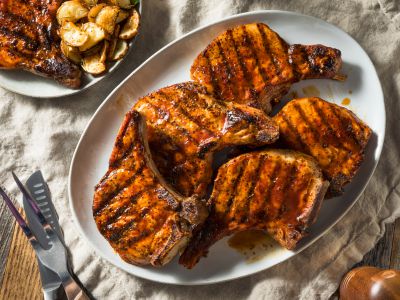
[
  {"x1": 274, "y1": 97, "x2": 372, "y2": 196},
  {"x1": 93, "y1": 111, "x2": 208, "y2": 266},
  {"x1": 0, "y1": 0, "x2": 81, "y2": 87},
  {"x1": 191, "y1": 23, "x2": 342, "y2": 113},
  {"x1": 180, "y1": 149, "x2": 329, "y2": 269}
]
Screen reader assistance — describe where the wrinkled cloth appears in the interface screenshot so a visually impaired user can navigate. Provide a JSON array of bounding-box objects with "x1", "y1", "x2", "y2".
[{"x1": 1, "y1": 0, "x2": 399, "y2": 299}]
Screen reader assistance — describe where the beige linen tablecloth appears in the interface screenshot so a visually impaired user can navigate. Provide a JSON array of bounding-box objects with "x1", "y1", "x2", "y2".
[{"x1": 1, "y1": 0, "x2": 399, "y2": 299}]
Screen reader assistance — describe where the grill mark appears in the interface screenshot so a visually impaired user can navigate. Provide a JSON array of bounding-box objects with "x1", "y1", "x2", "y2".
[
  {"x1": 0, "y1": 11, "x2": 49, "y2": 45},
  {"x1": 327, "y1": 104, "x2": 363, "y2": 149},
  {"x1": 226, "y1": 29, "x2": 255, "y2": 95},
  {"x1": 204, "y1": 49, "x2": 222, "y2": 98},
  {"x1": 126, "y1": 212, "x2": 169, "y2": 247},
  {"x1": 110, "y1": 116, "x2": 139, "y2": 168},
  {"x1": 223, "y1": 162, "x2": 247, "y2": 215},
  {"x1": 157, "y1": 90, "x2": 215, "y2": 135},
  {"x1": 109, "y1": 219, "x2": 136, "y2": 243},
  {"x1": 126, "y1": 228, "x2": 153, "y2": 246},
  {"x1": 311, "y1": 100, "x2": 352, "y2": 151},
  {"x1": 293, "y1": 103, "x2": 339, "y2": 168},
  {"x1": 0, "y1": 12, "x2": 36, "y2": 29},
  {"x1": 177, "y1": 89, "x2": 226, "y2": 126},
  {"x1": 280, "y1": 112, "x2": 311, "y2": 154},
  {"x1": 126, "y1": 201, "x2": 177, "y2": 247},
  {"x1": 144, "y1": 99, "x2": 199, "y2": 146},
  {"x1": 0, "y1": 27, "x2": 39, "y2": 53},
  {"x1": 293, "y1": 103, "x2": 323, "y2": 141},
  {"x1": 94, "y1": 163, "x2": 145, "y2": 215},
  {"x1": 240, "y1": 156, "x2": 265, "y2": 224},
  {"x1": 99, "y1": 189, "x2": 147, "y2": 234},
  {"x1": 242, "y1": 25, "x2": 269, "y2": 84},
  {"x1": 215, "y1": 39, "x2": 238, "y2": 99},
  {"x1": 276, "y1": 164, "x2": 298, "y2": 219},
  {"x1": 107, "y1": 188, "x2": 168, "y2": 243},
  {"x1": 262, "y1": 159, "x2": 282, "y2": 213},
  {"x1": 257, "y1": 23, "x2": 281, "y2": 78}
]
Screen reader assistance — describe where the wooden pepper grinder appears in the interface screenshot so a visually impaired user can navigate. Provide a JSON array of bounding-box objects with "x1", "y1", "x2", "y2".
[{"x1": 340, "y1": 266, "x2": 400, "y2": 300}]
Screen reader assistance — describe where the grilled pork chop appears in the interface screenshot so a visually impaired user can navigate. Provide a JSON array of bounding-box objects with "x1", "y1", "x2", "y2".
[
  {"x1": 0, "y1": 0, "x2": 82, "y2": 87},
  {"x1": 191, "y1": 23, "x2": 342, "y2": 113},
  {"x1": 180, "y1": 149, "x2": 329, "y2": 268},
  {"x1": 274, "y1": 97, "x2": 372, "y2": 196},
  {"x1": 133, "y1": 82, "x2": 280, "y2": 197},
  {"x1": 93, "y1": 111, "x2": 208, "y2": 266}
]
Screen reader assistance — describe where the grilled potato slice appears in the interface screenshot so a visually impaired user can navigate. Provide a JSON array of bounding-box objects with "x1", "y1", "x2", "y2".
[
  {"x1": 79, "y1": 22, "x2": 106, "y2": 51},
  {"x1": 95, "y1": 6, "x2": 120, "y2": 34},
  {"x1": 88, "y1": 3, "x2": 107, "y2": 22},
  {"x1": 57, "y1": 1, "x2": 89, "y2": 25},
  {"x1": 109, "y1": 39, "x2": 128, "y2": 60},
  {"x1": 119, "y1": 9, "x2": 139, "y2": 40},
  {"x1": 60, "y1": 40, "x2": 82, "y2": 64},
  {"x1": 82, "y1": 53, "x2": 106, "y2": 75},
  {"x1": 116, "y1": 9, "x2": 129, "y2": 23},
  {"x1": 60, "y1": 22, "x2": 88, "y2": 47}
]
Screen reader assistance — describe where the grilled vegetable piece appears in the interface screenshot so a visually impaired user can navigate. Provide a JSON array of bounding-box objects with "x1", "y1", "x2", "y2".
[
  {"x1": 95, "y1": 5, "x2": 120, "y2": 34},
  {"x1": 81, "y1": 52, "x2": 106, "y2": 75},
  {"x1": 133, "y1": 82, "x2": 280, "y2": 197},
  {"x1": 109, "y1": 39, "x2": 128, "y2": 60},
  {"x1": 274, "y1": 97, "x2": 372, "y2": 196},
  {"x1": 119, "y1": 9, "x2": 139, "y2": 40},
  {"x1": 56, "y1": 0, "x2": 88, "y2": 25},
  {"x1": 179, "y1": 149, "x2": 329, "y2": 269},
  {"x1": 191, "y1": 23, "x2": 342, "y2": 113},
  {"x1": 93, "y1": 111, "x2": 208, "y2": 267},
  {"x1": 79, "y1": 22, "x2": 106, "y2": 52},
  {"x1": 0, "y1": 0, "x2": 82, "y2": 87}
]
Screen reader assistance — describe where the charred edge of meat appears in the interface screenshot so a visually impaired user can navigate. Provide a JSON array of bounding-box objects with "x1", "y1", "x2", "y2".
[
  {"x1": 288, "y1": 44, "x2": 342, "y2": 80},
  {"x1": 33, "y1": 56, "x2": 82, "y2": 88}
]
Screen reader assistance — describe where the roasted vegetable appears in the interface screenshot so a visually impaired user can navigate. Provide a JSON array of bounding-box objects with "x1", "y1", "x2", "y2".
[
  {"x1": 119, "y1": 9, "x2": 139, "y2": 40},
  {"x1": 88, "y1": 3, "x2": 107, "y2": 23},
  {"x1": 60, "y1": 41, "x2": 82, "y2": 64},
  {"x1": 57, "y1": 0, "x2": 140, "y2": 75},
  {"x1": 82, "y1": 53, "x2": 106, "y2": 75},
  {"x1": 57, "y1": 1, "x2": 88, "y2": 24},
  {"x1": 109, "y1": 39, "x2": 128, "y2": 60},
  {"x1": 60, "y1": 22, "x2": 88, "y2": 47},
  {"x1": 79, "y1": 22, "x2": 106, "y2": 51},
  {"x1": 95, "y1": 6, "x2": 120, "y2": 34}
]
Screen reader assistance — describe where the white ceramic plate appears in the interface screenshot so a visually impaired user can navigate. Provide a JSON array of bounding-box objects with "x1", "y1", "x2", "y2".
[
  {"x1": 0, "y1": 3, "x2": 141, "y2": 98},
  {"x1": 68, "y1": 10, "x2": 385, "y2": 285}
]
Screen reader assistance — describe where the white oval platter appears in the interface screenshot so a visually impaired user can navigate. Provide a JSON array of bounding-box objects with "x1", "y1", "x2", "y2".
[{"x1": 68, "y1": 10, "x2": 385, "y2": 285}]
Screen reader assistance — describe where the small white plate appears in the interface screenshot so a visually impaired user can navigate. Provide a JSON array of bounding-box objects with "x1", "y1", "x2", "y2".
[
  {"x1": 68, "y1": 10, "x2": 385, "y2": 285},
  {"x1": 0, "y1": 3, "x2": 141, "y2": 98}
]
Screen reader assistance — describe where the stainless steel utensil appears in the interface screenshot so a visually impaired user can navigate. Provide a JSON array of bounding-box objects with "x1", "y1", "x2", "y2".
[
  {"x1": 23, "y1": 170, "x2": 65, "y2": 300},
  {"x1": 0, "y1": 172, "x2": 89, "y2": 300}
]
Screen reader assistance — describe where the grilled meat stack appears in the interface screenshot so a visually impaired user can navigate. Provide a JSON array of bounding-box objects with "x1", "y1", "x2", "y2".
[{"x1": 93, "y1": 22, "x2": 372, "y2": 268}]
